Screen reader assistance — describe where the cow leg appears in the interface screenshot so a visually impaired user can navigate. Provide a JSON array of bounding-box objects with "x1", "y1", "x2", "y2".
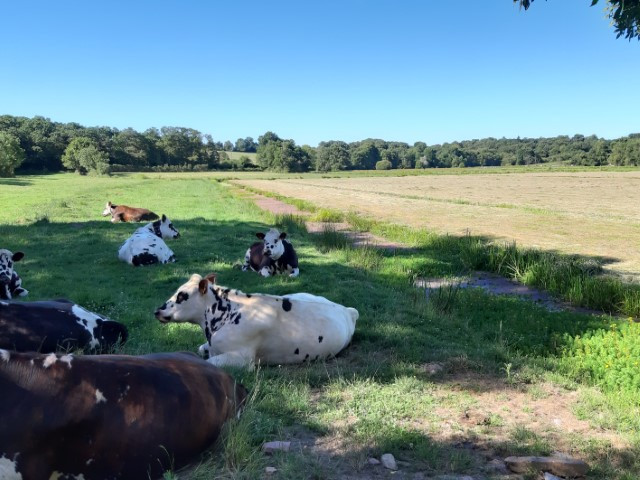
[
  {"x1": 207, "y1": 350, "x2": 255, "y2": 368},
  {"x1": 289, "y1": 267, "x2": 299, "y2": 278},
  {"x1": 259, "y1": 266, "x2": 272, "y2": 277},
  {"x1": 197, "y1": 342, "x2": 210, "y2": 359},
  {"x1": 241, "y1": 248, "x2": 251, "y2": 271},
  {"x1": 0, "y1": 284, "x2": 11, "y2": 300},
  {"x1": 14, "y1": 287, "x2": 28, "y2": 297}
]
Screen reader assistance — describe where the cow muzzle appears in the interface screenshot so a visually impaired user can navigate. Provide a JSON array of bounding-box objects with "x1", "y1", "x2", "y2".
[{"x1": 154, "y1": 306, "x2": 172, "y2": 323}]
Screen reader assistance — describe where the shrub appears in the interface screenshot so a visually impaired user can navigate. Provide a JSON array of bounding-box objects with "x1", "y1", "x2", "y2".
[
  {"x1": 375, "y1": 159, "x2": 392, "y2": 170},
  {"x1": 563, "y1": 319, "x2": 640, "y2": 397}
]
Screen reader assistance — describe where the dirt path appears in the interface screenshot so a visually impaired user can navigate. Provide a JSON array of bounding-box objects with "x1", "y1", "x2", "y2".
[{"x1": 243, "y1": 191, "x2": 406, "y2": 251}]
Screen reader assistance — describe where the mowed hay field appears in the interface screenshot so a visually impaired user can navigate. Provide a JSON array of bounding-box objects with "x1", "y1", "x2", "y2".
[
  {"x1": 235, "y1": 171, "x2": 640, "y2": 278},
  {"x1": 3, "y1": 173, "x2": 640, "y2": 479}
]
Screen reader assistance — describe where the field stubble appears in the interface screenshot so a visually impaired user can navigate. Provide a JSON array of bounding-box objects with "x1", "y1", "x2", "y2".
[{"x1": 235, "y1": 171, "x2": 640, "y2": 279}]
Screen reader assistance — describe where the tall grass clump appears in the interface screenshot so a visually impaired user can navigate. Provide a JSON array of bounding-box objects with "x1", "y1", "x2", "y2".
[
  {"x1": 309, "y1": 208, "x2": 344, "y2": 223},
  {"x1": 273, "y1": 213, "x2": 307, "y2": 235},
  {"x1": 313, "y1": 224, "x2": 350, "y2": 252}
]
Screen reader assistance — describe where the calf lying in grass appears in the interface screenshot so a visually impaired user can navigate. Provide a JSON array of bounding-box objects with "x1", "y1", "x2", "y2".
[
  {"x1": 118, "y1": 215, "x2": 180, "y2": 266},
  {"x1": 242, "y1": 228, "x2": 299, "y2": 277},
  {"x1": 0, "y1": 249, "x2": 28, "y2": 300},
  {"x1": 0, "y1": 350, "x2": 247, "y2": 480},
  {"x1": 102, "y1": 201, "x2": 159, "y2": 223},
  {"x1": 155, "y1": 273, "x2": 358, "y2": 368}
]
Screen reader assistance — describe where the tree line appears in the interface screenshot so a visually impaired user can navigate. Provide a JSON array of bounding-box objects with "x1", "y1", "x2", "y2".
[
  {"x1": 256, "y1": 131, "x2": 640, "y2": 172},
  {"x1": 0, "y1": 114, "x2": 639, "y2": 176}
]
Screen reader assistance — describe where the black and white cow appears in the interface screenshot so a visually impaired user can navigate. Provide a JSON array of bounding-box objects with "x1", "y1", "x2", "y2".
[
  {"x1": 242, "y1": 228, "x2": 299, "y2": 277},
  {"x1": 0, "y1": 249, "x2": 28, "y2": 300},
  {"x1": 155, "y1": 273, "x2": 358, "y2": 368},
  {"x1": 118, "y1": 214, "x2": 180, "y2": 266},
  {"x1": 0, "y1": 350, "x2": 247, "y2": 480},
  {"x1": 0, "y1": 299, "x2": 128, "y2": 353}
]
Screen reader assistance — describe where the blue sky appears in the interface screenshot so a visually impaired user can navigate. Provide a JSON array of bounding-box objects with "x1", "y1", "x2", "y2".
[{"x1": 1, "y1": 1, "x2": 638, "y2": 146}]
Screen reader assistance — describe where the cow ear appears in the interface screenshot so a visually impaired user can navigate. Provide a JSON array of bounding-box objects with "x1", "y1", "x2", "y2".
[
  {"x1": 162, "y1": 214, "x2": 167, "y2": 222},
  {"x1": 279, "y1": 232, "x2": 287, "y2": 240},
  {"x1": 12, "y1": 252, "x2": 25, "y2": 262},
  {"x1": 198, "y1": 279, "x2": 209, "y2": 295},
  {"x1": 205, "y1": 273, "x2": 217, "y2": 284},
  {"x1": 256, "y1": 232, "x2": 265, "y2": 239}
]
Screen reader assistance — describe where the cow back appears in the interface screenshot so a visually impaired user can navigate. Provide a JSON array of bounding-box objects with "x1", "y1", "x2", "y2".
[
  {"x1": 0, "y1": 350, "x2": 247, "y2": 480},
  {"x1": 0, "y1": 300, "x2": 128, "y2": 353}
]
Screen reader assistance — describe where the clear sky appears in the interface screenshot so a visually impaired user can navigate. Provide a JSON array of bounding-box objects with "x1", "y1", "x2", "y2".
[{"x1": 1, "y1": 1, "x2": 638, "y2": 146}]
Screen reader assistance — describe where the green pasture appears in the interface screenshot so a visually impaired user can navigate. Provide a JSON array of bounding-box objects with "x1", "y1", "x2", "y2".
[{"x1": 2, "y1": 173, "x2": 640, "y2": 479}]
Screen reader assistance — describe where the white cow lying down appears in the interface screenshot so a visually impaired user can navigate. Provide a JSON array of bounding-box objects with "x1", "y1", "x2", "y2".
[
  {"x1": 155, "y1": 273, "x2": 359, "y2": 367},
  {"x1": 118, "y1": 215, "x2": 180, "y2": 266}
]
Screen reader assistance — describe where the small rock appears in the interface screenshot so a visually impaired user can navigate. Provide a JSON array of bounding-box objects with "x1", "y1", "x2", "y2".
[
  {"x1": 504, "y1": 456, "x2": 589, "y2": 477},
  {"x1": 265, "y1": 466, "x2": 277, "y2": 474},
  {"x1": 367, "y1": 457, "x2": 381, "y2": 465},
  {"x1": 544, "y1": 473, "x2": 563, "y2": 480},
  {"x1": 262, "y1": 441, "x2": 291, "y2": 454},
  {"x1": 381, "y1": 453, "x2": 398, "y2": 470},
  {"x1": 397, "y1": 460, "x2": 411, "y2": 467}
]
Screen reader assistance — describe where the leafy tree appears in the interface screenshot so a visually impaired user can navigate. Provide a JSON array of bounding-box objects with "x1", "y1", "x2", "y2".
[
  {"x1": 62, "y1": 137, "x2": 109, "y2": 175},
  {"x1": 0, "y1": 132, "x2": 25, "y2": 177},
  {"x1": 223, "y1": 140, "x2": 233, "y2": 151},
  {"x1": 350, "y1": 142, "x2": 380, "y2": 170},
  {"x1": 77, "y1": 145, "x2": 110, "y2": 175},
  {"x1": 516, "y1": 0, "x2": 640, "y2": 40},
  {"x1": 234, "y1": 137, "x2": 257, "y2": 152},
  {"x1": 315, "y1": 141, "x2": 351, "y2": 172},
  {"x1": 256, "y1": 132, "x2": 310, "y2": 172}
]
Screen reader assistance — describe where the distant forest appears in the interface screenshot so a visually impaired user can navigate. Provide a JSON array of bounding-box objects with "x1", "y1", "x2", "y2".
[{"x1": 1, "y1": 115, "x2": 639, "y2": 175}]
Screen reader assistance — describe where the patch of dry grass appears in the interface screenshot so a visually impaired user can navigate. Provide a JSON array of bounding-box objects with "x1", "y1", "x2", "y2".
[{"x1": 234, "y1": 172, "x2": 640, "y2": 278}]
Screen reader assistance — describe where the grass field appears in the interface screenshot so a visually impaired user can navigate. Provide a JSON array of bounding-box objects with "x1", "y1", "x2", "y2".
[
  {"x1": 2, "y1": 172, "x2": 640, "y2": 479},
  {"x1": 235, "y1": 171, "x2": 640, "y2": 280}
]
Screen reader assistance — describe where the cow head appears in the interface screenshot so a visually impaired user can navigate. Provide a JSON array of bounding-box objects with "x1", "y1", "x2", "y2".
[
  {"x1": 155, "y1": 273, "x2": 216, "y2": 324},
  {"x1": 152, "y1": 215, "x2": 180, "y2": 239},
  {"x1": 256, "y1": 228, "x2": 287, "y2": 260},
  {"x1": 0, "y1": 249, "x2": 24, "y2": 286},
  {"x1": 102, "y1": 201, "x2": 115, "y2": 216}
]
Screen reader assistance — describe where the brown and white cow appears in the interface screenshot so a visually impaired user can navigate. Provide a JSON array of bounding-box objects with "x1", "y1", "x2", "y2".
[
  {"x1": 102, "y1": 201, "x2": 159, "y2": 223},
  {"x1": 155, "y1": 273, "x2": 358, "y2": 368},
  {"x1": 242, "y1": 228, "x2": 299, "y2": 277},
  {"x1": 0, "y1": 350, "x2": 247, "y2": 480},
  {"x1": 0, "y1": 299, "x2": 128, "y2": 353},
  {"x1": 0, "y1": 249, "x2": 28, "y2": 300}
]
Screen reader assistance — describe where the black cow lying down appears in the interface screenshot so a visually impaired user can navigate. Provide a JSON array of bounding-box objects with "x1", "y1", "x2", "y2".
[
  {"x1": 0, "y1": 350, "x2": 248, "y2": 480},
  {"x1": 0, "y1": 299, "x2": 128, "y2": 353}
]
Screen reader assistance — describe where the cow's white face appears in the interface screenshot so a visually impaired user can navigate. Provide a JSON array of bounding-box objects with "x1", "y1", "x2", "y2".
[
  {"x1": 155, "y1": 274, "x2": 213, "y2": 324},
  {"x1": 257, "y1": 228, "x2": 286, "y2": 260},
  {"x1": 102, "y1": 202, "x2": 114, "y2": 216},
  {"x1": 0, "y1": 249, "x2": 23, "y2": 286},
  {"x1": 155, "y1": 215, "x2": 180, "y2": 239}
]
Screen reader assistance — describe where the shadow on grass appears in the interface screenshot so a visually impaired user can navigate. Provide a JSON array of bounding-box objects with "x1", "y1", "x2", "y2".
[
  {"x1": 0, "y1": 217, "x2": 622, "y2": 384},
  {"x1": 0, "y1": 177, "x2": 32, "y2": 186},
  {"x1": 4, "y1": 217, "x2": 640, "y2": 479}
]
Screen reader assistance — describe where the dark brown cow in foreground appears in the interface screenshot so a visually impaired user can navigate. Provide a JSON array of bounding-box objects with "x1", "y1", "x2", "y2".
[
  {"x1": 102, "y1": 201, "x2": 159, "y2": 223},
  {"x1": 0, "y1": 350, "x2": 247, "y2": 480}
]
